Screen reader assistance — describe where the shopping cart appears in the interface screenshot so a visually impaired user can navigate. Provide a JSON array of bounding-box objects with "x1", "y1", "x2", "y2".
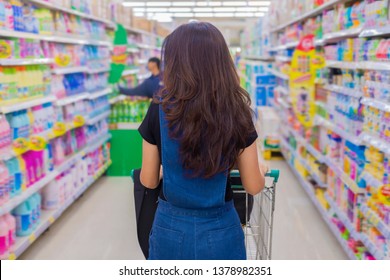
[{"x1": 231, "y1": 169, "x2": 279, "y2": 260}]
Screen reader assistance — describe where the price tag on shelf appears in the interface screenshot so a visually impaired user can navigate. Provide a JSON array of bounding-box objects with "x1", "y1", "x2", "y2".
[
  {"x1": 54, "y1": 54, "x2": 71, "y2": 67},
  {"x1": 53, "y1": 122, "x2": 67, "y2": 137},
  {"x1": 8, "y1": 253, "x2": 16, "y2": 260},
  {"x1": 49, "y1": 216, "x2": 55, "y2": 224},
  {"x1": 29, "y1": 135, "x2": 47, "y2": 151},
  {"x1": 29, "y1": 233, "x2": 36, "y2": 244},
  {"x1": 73, "y1": 115, "x2": 86, "y2": 128},
  {"x1": 12, "y1": 138, "x2": 29, "y2": 155}
]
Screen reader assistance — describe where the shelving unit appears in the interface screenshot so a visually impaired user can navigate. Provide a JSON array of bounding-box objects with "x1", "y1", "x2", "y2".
[
  {"x1": 0, "y1": 58, "x2": 54, "y2": 66},
  {"x1": 0, "y1": 96, "x2": 56, "y2": 114}
]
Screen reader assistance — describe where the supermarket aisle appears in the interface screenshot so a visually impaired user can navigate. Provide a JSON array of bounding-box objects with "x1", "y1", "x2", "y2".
[{"x1": 20, "y1": 161, "x2": 347, "y2": 260}]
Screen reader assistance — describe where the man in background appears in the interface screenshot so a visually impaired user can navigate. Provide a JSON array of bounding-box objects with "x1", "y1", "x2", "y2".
[{"x1": 118, "y1": 57, "x2": 162, "y2": 98}]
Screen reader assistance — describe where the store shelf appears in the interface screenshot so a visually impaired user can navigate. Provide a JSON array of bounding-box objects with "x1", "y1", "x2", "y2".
[
  {"x1": 116, "y1": 123, "x2": 142, "y2": 130},
  {"x1": 275, "y1": 55, "x2": 292, "y2": 62},
  {"x1": 54, "y1": 93, "x2": 89, "y2": 106},
  {"x1": 314, "y1": 115, "x2": 362, "y2": 146},
  {"x1": 325, "y1": 60, "x2": 358, "y2": 69},
  {"x1": 8, "y1": 159, "x2": 112, "y2": 260},
  {"x1": 281, "y1": 138, "x2": 327, "y2": 189},
  {"x1": 137, "y1": 43, "x2": 153, "y2": 49},
  {"x1": 243, "y1": 55, "x2": 274, "y2": 61},
  {"x1": 109, "y1": 95, "x2": 126, "y2": 104},
  {"x1": 359, "y1": 233, "x2": 385, "y2": 260},
  {"x1": 0, "y1": 58, "x2": 53, "y2": 66},
  {"x1": 0, "y1": 29, "x2": 111, "y2": 46},
  {"x1": 322, "y1": 26, "x2": 363, "y2": 42},
  {"x1": 86, "y1": 111, "x2": 110, "y2": 125},
  {"x1": 287, "y1": 126, "x2": 326, "y2": 163},
  {"x1": 272, "y1": 41, "x2": 299, "y2": 51},
  {"x1": 87, "y1": 67, "x2": 111, "y2": 74},
  {"x1": 52, "y1": 66, "x2": 89, "y2": 75},
  {"x1": 360, "y1": 132, "x2": 390, "y2": 155},
  {"x1": 360, "y1": 26, "x2": 390, "y2": 38},
  {"x1": 361, "y1": 98, "x2": 390, "y2": 112},
  {"x1": 138, "y1": 73, "x2": 151, "y2": 80},
  {"x1": 360, "y1": 172, "x2": 383, "y2": 189},
  {"x1": 122, "y1": 68, "x2": 140, "y2": 76},
  {"x1": 88, "y1": 88, "x2": 112, "y2": 100},
  {"x1": 360, "y1": 204, "x2": 390, "y2": 240},
  {"x1": 274, "y1": 86, "x2": 289, "y2": 95},
  {"x1": 281, "y1": 148, "x2": 358, "y2": 260},
  {"x1": 138, "y1": 59, "x2": 148, "y2": 65},
  {"x1": 127, "y1": 47, "x2": 140, "y2": 53},
  {"x1": 323, "y1": 84, "x2": 363, "y2": 98},
  {"x1": 276, "y1": 97, "x2": 290, "y2": 110},
  {"x1": 29, "y1": 0, "x2": 114, "y2": 26},
  {"x1": 271, "y1": 0, "x2": 347, "y2": 32},
  {"x1": 269, "y1": 68, "x2": 289, "y2": 80},
  {"x1": 0, "y1": 96, "x2": 56, "y2": 114}
]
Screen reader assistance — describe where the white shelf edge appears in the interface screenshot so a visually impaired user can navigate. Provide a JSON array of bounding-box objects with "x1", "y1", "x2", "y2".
[
  {"x1": 109, "y1": 95, "x2": 126, "y2": 104},
  {"x1": 122, "y1": 69, "x2": 140, "y2": 76},
  {"x1": 270, "y1": 0, "x2": 346, "y2": 32},
  {"x1": 116, "y1": 123, "x2": 142, "y2": 130},
  {"x1": 360, "y1": 204, "x2": 390, "y2": 240},
  {"x1": 0, "y1": 58, "x2": 54, "y2": 66},
  {"x1": 322, "y1": 26, "x2": 363, "y2": 42},
  {"x1": 361, "y1": 98, "x2": 390, "y2": 112},
  {"x1": 54, "y1": 93, "x2": 89, "y2": 106},
  {"x1": 269, "y1": 69, "x2": 289, "y2": 80},
  {"x1": 86, "y1": 111, "x2": 110, "y2": 125},
  {"x1": 8, "y1": 160, "x2": 112, "y2": 260},
  {"x1": 360, "y1": 132, "x2": 390, "y2": 155},
  {"x1": 87, "y1": 88, "x2": 112, "y2": 100},
  {"x1": 275, "y1": 55, "x2": 292, "y2": 62},
  {"x1": 314, "y1": 115, "x2": 362, "y2": 146},
  {"x1": 0, "y1": 96, "x2": 56, "y2": 114},
  {"x1": 360, "y1": 26, "x2": 390, "y2": 38},
  {"x1": 52, "y1": 66, "x2": 89, "y2": 75},
  {"x1": 323, "y1": 84, "x2": 363, "y2": 98},
  {"x1": 87, "y1": 67, "x2": 111, "y2": 74}
]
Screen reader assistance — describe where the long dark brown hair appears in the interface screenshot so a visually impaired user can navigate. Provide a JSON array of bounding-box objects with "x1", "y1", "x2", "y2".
[{"x1": 158, "y1": 22, "x2": 255, "y2": 178}]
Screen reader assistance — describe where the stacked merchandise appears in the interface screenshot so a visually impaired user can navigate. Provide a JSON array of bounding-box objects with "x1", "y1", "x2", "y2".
[
  {"x1": 240, "y1": 17, "x2": 272, "y2": 59},
  {"x1": 267, "y1": 0, "x2": 390, "y2": 259},
  {"x1": 109, "y1": 98, "x2": 150, "y2": 129},
  {"x1": 0, "y1": 0, "x2": 131, "y2": 260}
]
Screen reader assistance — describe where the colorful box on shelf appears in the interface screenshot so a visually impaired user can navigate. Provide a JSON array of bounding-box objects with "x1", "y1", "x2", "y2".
[
  {"x1": 360, "y1": 172, "x2": 383, "y2": 189},
  {"x1": 360, "y1": 204, "x2": 390, "y2": 240}
]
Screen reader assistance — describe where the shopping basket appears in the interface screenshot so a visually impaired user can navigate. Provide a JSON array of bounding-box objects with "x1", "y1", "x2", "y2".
[{"x1": 231, "y1": 169, "x2": 279, "y2": 260}]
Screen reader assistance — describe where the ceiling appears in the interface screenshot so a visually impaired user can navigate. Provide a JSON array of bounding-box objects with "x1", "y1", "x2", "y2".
[{"x1": 122, "y1": 1, "x2": 269, "y2": 46}]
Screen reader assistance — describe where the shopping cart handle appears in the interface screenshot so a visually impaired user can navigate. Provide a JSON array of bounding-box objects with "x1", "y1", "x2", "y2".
[{"x1": 266, "y1": 169, "x2": 280, "y2": 183}]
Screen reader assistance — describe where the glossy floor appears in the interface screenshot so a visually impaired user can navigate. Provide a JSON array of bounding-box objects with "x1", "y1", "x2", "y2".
[{"x1": 20, "y1": 160, "x2": 347, "y2": 260}]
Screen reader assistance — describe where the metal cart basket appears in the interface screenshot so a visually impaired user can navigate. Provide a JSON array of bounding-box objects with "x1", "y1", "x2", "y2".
[{"x1": 231, "y1": 169, "x2": 279, "y2": 260}]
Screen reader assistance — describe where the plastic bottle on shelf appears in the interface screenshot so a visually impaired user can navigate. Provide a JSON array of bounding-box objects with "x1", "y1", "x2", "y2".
[
  {"x1": 0, "y1": 161, "x2": 10, "y2": 205},
  {"x1": 34, "y1": 192, "x2": 41, "y2": 226},
  {"x1": 0, "y1": 215, "x2": 9, "y2": 259},
  {"x1": 13, "y1": 199, "x2": 32, "y2": 236},
  {"x1": 42, "y1": 179, "x2": 59, "y2": 210},
  {"x1": 4, "y1": 159, "x2": 15, "y2": 198},
  {"x1": 3, "y1": 213, "x2": 16, "y2": 250}
]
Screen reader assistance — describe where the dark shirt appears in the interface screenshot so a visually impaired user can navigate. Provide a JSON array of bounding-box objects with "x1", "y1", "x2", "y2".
[
  {"x1": 138, "y1": 102, "x2": 258, "y2": 201},
  {"x1": 119, "y1": 74, "x2": 161, "y2": 98}
]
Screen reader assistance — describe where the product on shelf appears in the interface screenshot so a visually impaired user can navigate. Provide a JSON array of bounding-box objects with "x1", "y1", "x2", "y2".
[{"x1": 109, "y1": 98, "x2": 149, "y2": 125}]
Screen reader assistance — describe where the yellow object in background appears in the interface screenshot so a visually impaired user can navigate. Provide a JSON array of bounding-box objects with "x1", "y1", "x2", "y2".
[{"x1": 290, "y1": 35, "x2": 325, "y2": 128}]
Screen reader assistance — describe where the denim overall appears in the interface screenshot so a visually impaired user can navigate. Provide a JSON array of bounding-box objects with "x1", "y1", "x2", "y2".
[{"x1": 148, "y1": 106, "x2": 246, "y2": 260}]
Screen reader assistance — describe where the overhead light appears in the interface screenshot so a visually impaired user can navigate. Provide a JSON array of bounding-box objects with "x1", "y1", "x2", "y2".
[
  {"x1": 223, "y1": 1, "x2": 246, "y2": 6},
  {"x1": 173, "y1": 13, "x2": 194, "y2": 17},
  {"x1": 235, "y1": 12, "x2": 255, "y2": 17},
  {"x1": 255, "y1": 12, "x2": 265, "y2": 17},
  {"x1": 122, "y1": 2, "x2": 145, "y2": 7},
  {"x1": 194, "y1": 13, "x2": 214, "y2": 17},
  {"x1": 258, "y1": 7, "x2": 269, "y2": 11},
  {"x1": 209, "y1": 1, "x2": 222, "y2": 6},
  {"x1": 248, "y1": 1, "x2": 271, "y2": 6},
  {"x1": 172, "y1": 2, "x2": 196, "y2": 6},
  {"x1": 146, "y1": 8, "x2": 169, "y2": 12},
  {"x1": 147, "y1": 2, "x2": 171, "y2": 7},
  {"x1": 154, "y1": 13, "x2": 173, "y2": 22},
  {"x1": 214, "y1": 7, "x2": 235, "y2": 12},
  {"x1": 134, "y1": 12, "x2": 145, "y2": 17},
  {"x1": 193, "y1": 7, "x2": 213, "y2": 12},
  {"x1": 169, "y1": 7, "x2": 192, "y2": 12},
  {"x1": 196, "y1": 1, "x2": 208, "y2": 6},
  {"x1": 236, "y1": 7, "x2": 258, "y2": 12},
  {"x1": 133, "y1": 7, "x2": 146, "y2": 12},
  {"x1": 214, "y1": 12, "x2": 234, "y2": 17}
]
